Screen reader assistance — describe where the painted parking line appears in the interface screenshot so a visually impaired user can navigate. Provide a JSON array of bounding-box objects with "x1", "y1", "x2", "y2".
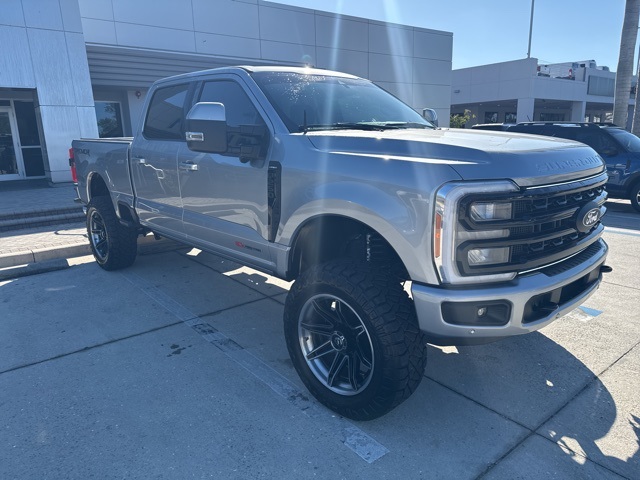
[
  {"x1": 121, "y1": 270, "x2": 389, "y2": 464},
  {"x1": 578, "y1": 306, "x2": 603, "y2": 317},
  {"x1": 564, "y1": 305, "x2": 604, "y2": 323}
]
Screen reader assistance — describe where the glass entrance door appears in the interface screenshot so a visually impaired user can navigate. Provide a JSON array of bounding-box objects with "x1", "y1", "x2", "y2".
[{"x1": 0, "y1": 107, "x2": 25, "y2": 181}]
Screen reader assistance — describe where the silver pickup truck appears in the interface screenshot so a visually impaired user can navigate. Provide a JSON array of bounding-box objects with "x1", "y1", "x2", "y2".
[{"x1": 72, "y1": 66, "x2": 610, "y2": 420}]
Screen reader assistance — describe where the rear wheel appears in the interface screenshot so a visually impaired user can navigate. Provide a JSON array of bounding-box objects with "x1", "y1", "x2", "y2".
[
  {"x1": 86, "y1": 196, "x2": 138, "y2": 270},
  {"x1": 284, "y1": 260, "x2": 426, "y2": 420},
  {"x1": 630, "y1": 181, "x2": 640, "y2": 213}
]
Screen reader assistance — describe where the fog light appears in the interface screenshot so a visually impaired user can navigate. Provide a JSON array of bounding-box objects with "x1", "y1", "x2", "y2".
[
  {"x1": 468, "y1": 247, "x2": 510, "y2": 266},
  {"x1": 442, "y1": 301, "x2": 512, "y2": 326}
]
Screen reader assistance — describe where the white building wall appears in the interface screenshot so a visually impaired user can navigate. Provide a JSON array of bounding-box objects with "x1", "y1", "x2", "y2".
[
  {"x1": 78, "y1": 0, "x2": 453, "y2": 127},
  {"x1": 1, "y1": 0, "x2": 98, "y2": 182},
  {"x1": 452, "y1": 58, "x2": 627, "y2": 128}
]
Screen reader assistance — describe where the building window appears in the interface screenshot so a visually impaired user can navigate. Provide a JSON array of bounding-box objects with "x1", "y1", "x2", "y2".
[
  {"x1": 539, "y1": 112, "x2": 565, "y2": 122},
  {"x1": 14, "y1": 101, "x2": 45, "y2": 176},
  {"x1": 587, "y1": 76, "x2": 615, "y2": 97},
  {"x1": 484, "y1": 112, "x2": 498, "y2": 123},
  {"x1": 505, "y1": 112, "x2": 517, "y2": 123},
  {"x1": 95, "y1": 101, "x2": 124, "y2": 138}
]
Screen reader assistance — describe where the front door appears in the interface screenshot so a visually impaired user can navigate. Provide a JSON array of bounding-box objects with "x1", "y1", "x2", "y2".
[
  {"x1": 0, "y1": 107, "x2": 25, "y2": 181},
  {"x1": 178, "y1": 76, "x2": 273, "y2": 266}
]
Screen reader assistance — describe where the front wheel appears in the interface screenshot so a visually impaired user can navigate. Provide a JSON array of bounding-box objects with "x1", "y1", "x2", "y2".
[
  {"x1": 630, "y1": 182, "x2": 640, "y2": 213},
  {"x1": 86, "y1": 196, "x2": 138, "y2": 271},
  {"x1": 284, "y1": 261, "x2": 426, "y2": 420}
]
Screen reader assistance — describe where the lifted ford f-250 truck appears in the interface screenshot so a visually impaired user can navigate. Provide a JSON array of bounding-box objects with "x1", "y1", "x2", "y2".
[{"x1": 72, "y1": 66, "x2": 610, "y2": 420}]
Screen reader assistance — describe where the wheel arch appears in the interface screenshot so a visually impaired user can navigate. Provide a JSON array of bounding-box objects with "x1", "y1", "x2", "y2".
[
  {"x1": 87, "y1": 172, "x2": 109, "y2": 201},
  {"x1": 285, "y1": 211, "x2": 429, "y2": 282}
]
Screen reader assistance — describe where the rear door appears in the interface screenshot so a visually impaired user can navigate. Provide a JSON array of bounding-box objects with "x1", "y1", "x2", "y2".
[
  {"x1": 130, "y1": 83, "x2": 191, "y2": 237},
  {"x1": 178, "y1": 74, "x2": 273, "y2": 266}
]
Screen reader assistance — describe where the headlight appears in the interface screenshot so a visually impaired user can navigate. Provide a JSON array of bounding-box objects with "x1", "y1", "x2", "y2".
[
  {"x1": 433, "y1": 181, "x2": 518, "y2": 285},
  {"x1": 469, "y1": 202, "x2": 512, "y2": 221}
]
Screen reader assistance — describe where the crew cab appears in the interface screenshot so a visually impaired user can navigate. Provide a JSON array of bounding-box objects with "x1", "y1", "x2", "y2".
[{"x1": 72, "y1": 66, "x2": 610, "y2": 420}]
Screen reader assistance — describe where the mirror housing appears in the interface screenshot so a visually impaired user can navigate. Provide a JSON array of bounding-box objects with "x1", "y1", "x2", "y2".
[
  {"x1": 185, "y1": 102, "x2": 227, "y2": 153},
  {"x1": 422, "y1": 108, "x2": 438, "y2": 127}
]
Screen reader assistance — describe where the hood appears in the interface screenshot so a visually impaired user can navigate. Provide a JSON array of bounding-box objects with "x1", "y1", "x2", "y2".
[{"x1": 306, "y1": 128, "x2": 605, "y2": 187}]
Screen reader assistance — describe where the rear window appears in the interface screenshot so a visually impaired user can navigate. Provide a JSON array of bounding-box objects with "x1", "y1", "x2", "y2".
[{"x1": 143, "y1": 84, "x2": 189, "y2": 140}]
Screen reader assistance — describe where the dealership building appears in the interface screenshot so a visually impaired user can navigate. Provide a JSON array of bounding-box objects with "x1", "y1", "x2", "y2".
[
  {"x1": 0, "y1": 0, "x2": 453, "y2": 184},
  {"x1": 450, "y1": 57, "x2": 629, "y2": 128}
]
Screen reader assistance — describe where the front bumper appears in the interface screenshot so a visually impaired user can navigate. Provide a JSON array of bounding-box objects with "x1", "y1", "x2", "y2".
[{"x1": 412, "y1": 239, "x2": 608, "y2": 345}]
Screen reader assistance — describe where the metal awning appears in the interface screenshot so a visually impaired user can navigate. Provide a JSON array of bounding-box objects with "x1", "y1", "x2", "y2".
[{"x1": 85, "y1": 44, "x2": 298, "y2": 89}]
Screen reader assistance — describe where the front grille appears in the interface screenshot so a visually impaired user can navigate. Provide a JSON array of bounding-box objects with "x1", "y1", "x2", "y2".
[{"x1": 456, "y1": 172, "x2": 608, "y2": 276}]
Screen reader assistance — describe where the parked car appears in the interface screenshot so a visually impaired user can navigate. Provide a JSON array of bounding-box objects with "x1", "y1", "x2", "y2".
[{"x1": 474, "y1": 122, "x2": 640, "y2": 212}]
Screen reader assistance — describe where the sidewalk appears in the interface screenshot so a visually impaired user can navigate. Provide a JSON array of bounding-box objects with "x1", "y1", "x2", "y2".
[
  {"x1": 0, "y1": 182, "x2": 88, "y2": 269},
  {"x1": 0, "y1": 181, "x2": 183, "y2": 276}
]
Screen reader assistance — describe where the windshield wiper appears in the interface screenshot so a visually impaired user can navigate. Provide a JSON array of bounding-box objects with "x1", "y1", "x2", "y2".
[
  {"x1": 375, "y1": 122, "x2": 434, "y2": 130},
  {"x1": 300, "y1": 121, "x2": 434, "y2": 133},
  {"x1": 300, "y1": 122, "x2": 389, "y2": 133}
]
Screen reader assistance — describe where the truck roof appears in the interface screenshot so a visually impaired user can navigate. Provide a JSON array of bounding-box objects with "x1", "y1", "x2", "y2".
[{"x1": 156, "y1": 65, "x2": 362, "y2": 85}]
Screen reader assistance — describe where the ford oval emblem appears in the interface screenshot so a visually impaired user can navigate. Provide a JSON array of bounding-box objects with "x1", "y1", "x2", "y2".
[
  {"x1": 582, "y1": 208, "x2": 601, "y2": 228},
  {"x1": 575, "y1": 202, "x2": 603, "y2": 233}
]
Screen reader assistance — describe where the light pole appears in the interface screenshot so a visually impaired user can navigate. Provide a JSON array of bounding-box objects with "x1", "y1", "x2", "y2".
[{"x1": 527, "y1": 0, "x2": 535, "y2": 58}]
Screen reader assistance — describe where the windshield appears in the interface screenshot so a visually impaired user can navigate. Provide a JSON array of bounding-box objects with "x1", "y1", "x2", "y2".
[
  {"x1": 250, "y1": 71, "x2": 434, "y2": 133},
  {"x1": 606, "y1": 128, "x2": 640, "y2": 153}
]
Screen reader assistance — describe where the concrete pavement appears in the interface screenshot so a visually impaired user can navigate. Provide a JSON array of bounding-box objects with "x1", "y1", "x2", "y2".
[{"x1": 0, "y1": 226, "x2": 638, "y2": 479}]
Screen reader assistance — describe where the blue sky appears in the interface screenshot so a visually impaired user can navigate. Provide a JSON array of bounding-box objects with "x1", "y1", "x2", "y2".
[{"x1": 275, "y1": 0, "x2": 627, "y2": 71}]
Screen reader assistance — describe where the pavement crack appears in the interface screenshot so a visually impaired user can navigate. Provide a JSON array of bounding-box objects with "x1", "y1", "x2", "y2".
[
  {"x1": 0, "y1": 321, "x2": 183, "y2": 376},
  {"x1": 602, "y1": 279, "x2": 640, "y2": 292}
]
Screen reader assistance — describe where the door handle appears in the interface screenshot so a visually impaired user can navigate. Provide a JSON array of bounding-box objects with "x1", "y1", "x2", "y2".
[
  {"x1": 179, "y1": 162, "x2": 198, "y2": 171},
  {"x1": 133, "y1": 157, "x2": 146, "y2": 165}
]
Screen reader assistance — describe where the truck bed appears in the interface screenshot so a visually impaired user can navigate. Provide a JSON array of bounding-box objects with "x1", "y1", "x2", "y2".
[{"x1": 72, "y1": 137, "x2": 134, "y2": 208}]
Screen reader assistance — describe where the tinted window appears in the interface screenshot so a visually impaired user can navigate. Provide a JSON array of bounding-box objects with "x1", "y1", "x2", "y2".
[
  {"x1": 606, "y1": 128, "x2": 640, "y2": 152},
  {"x1": 143, "y1": 84, "x2": 189, "y2": 140},
  {"x1": 199, "y1": 81, "x2": 264, "y2": 127},
  {"x1": 573, "y1": 130, "x2": 616, "y2": 154}
]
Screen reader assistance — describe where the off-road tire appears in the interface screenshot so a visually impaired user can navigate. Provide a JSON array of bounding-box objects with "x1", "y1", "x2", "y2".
[
  {"x1": 630, "y1": 181, "x2": 640, "y2": 213},
  {"x1": 284, "y1": 260, "x2": 427, "y2": 420},
  {"x1": 86, "y1": 196, "x2": 138, "y2": 271}
]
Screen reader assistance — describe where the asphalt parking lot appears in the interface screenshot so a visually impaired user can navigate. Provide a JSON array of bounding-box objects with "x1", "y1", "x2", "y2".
[{"x1": 0, "y1": 204, "x2": 638, "y2": 479}]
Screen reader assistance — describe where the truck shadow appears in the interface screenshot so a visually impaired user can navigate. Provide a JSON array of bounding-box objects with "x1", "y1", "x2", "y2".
[
  {"x1": 424, "y1": 333, "x2": 638, "y2": 478},
  {"x1": 177, "y1": 250, "x2": 637, "y2": 477}
]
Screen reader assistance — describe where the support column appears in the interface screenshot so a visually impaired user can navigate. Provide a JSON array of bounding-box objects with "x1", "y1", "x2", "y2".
[
  {"x1": 517, "y1": 98, "x2": 535, "y2": 123},
  {"x1": 570, "y1": 101, "x2": 586, "y2": 122}
]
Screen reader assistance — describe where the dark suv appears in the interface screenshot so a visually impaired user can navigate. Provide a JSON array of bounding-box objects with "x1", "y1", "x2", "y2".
[{"x1": 473, "y1": 122, "x2": 640, "y2": 212}]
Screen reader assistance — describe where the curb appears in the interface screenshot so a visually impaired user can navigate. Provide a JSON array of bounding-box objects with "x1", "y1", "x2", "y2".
[
  {"x1": 0, "y1": 236, "x2": 184, "y2": 279},
  {"x1": 0, "y1": 243, "x2": 91, "y2": 269},
  {"x1": 0, "y1": 258, "x2": 72, "y2": 282}
]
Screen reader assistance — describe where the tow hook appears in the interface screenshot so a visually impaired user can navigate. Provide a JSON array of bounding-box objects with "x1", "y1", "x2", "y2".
[{"x1": 600, "y1": 265, "x2": 613, "y2": 274}]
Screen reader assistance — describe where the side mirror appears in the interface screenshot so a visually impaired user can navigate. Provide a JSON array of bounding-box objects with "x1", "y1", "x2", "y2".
[
  {"x1": 422, "y1": 108, "x2": 438, "y2": 127},
  {"x1": 185, "y1": 102, "x2": 227, "y2": 153},
  {"x1": 600, "y1": 146, "x2": 618, "y2": 157}
]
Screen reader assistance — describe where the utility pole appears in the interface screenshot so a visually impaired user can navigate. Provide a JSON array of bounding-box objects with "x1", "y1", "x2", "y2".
[{"x1": 527, "y1": 0, "x2": 535, "y2": 58}]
